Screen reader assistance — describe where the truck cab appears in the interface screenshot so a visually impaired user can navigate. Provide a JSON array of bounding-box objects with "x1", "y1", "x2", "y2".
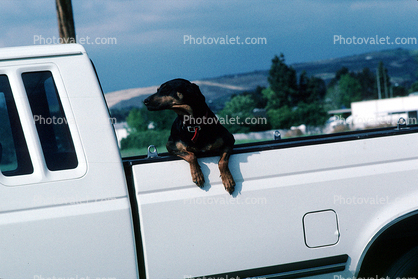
[{"x1": 0, "y1": 44, "x2": 138, "y2": 278}]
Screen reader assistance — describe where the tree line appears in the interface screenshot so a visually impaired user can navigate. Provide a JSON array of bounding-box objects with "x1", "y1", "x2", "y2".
[{"x1": 218, "y1": 54, "x2": 414, "y2": 133}]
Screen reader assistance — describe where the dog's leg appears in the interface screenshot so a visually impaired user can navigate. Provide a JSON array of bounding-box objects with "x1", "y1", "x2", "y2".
[
  {"x1": 218, "y1": 147, "x2": 235, "y2": 194},
  {"x1": 167, "y1": 141, "x2": 205, "y2": 187},
  {"x1": 183, "y1": 152, "x2": 205, "y2": 187}
]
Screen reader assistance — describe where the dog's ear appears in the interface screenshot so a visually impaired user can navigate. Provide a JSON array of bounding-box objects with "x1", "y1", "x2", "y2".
[{"x1": 188, "y1": 83, "x2": 205, "y2": 102}]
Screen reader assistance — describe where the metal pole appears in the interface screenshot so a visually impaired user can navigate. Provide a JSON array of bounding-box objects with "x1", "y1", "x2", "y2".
[
  {"x1": 55, "y1": 0, "x2": 76, "y2": 43},
  {"x1": 376, "y1": 68, "x2": 382, "y2": 99},
  {"x1": 383, "y1": 69, "x2": 388, "y2": 99}
]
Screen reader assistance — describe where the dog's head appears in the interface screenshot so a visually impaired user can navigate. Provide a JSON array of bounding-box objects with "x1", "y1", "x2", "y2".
[{"x1": 143, "y1": 78, "x2": 205, "y2": 116}]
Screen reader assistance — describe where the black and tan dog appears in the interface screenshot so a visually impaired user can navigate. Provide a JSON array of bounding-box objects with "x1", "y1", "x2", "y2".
[{"x1": 143, "y1": 78, "x2": 235, "y2": 194}]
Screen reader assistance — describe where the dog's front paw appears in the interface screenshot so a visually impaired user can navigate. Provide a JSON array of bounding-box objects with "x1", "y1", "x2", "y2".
[
  {"x1": 192, "y1": 168, "x2": 205, "y2": 187},
  {"x1": 221, "y1": 171, "x2": 235, "y2": 194}
]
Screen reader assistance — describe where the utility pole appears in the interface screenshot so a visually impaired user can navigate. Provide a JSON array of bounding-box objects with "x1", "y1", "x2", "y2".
[
  {"x1": 376, "y1": 68, "x2": 382, "y2": 99},
  {"x1": 55, "y1": 0, "x2": 76, "y2": 43},
  {"x1": 383, "y1": 68, "x2": 388, "y2": 99}
]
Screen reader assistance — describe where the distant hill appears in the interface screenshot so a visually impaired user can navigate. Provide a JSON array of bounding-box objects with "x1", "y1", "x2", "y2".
[
  {"x1": 106, "y1": 48, "x2": 418, "y2": 111},
  {"x1": 292, "y1": 48, "x2": 418, "y2": 85}
]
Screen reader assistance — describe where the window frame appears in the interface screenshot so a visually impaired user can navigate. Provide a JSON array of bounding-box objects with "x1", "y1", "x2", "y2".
[
  {"x1": 0, "y1": 64, "x2": 87, "y2": 186},
  {"x1": 22, "y1": 70, "x2": 78, "y2": 171},
  {"x1": 0, "y1": 75, "x2": 33, "y2": 176}
]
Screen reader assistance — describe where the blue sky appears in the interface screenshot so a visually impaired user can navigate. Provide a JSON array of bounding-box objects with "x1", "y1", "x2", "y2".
[{"x1": 1, "y1": 0, "x2": 417, "y2": 93}]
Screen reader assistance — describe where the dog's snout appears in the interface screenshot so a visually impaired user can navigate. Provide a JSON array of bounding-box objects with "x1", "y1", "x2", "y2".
[{"x1": 143, "y1": 95, "x2": 159, "y2": 111}]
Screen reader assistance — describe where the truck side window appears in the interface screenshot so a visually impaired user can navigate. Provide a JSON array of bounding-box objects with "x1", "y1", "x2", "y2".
[
  {"x1": 0, "y1": 75, "x2": 33, "y2": 176},
  {"x1": 22, "y1": 71, "x2": 78, "y2": 171}
]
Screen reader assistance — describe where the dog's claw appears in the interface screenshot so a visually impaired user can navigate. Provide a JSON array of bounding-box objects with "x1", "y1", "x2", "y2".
[
  {"x1": 224, "y1": 182, "x2": 235, "y2": 195},
  {"x1": 221, "y1": 173, "x2": 235, "y2": 195},
  {"x1": 192, "y1": 169, "x2": 205, "y2": 188}
]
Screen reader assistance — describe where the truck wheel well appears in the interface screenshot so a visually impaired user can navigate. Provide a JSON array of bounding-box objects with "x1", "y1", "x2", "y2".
[{"x1": 358, "y1": 213, "x2": 418, "y2": 276}]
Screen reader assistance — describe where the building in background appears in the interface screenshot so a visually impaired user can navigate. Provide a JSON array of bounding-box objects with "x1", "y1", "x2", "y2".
[{"x1": 349, "y1": 95, "x2": 418, "y2": 129}]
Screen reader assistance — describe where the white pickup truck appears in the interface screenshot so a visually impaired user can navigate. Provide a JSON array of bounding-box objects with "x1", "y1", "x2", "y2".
[{"x1": 1, "y1": 43, "x2": 418, "y2": 279}]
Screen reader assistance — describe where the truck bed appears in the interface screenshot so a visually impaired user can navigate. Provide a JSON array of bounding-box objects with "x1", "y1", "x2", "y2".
[{"x1": 123, "y1": 124, "x2": 418, "y2": 278}]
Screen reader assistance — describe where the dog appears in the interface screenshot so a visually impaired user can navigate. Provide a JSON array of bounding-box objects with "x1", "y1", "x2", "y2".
[{"x1": 143, "y1": 78, "x2": 236, "y2": 194}]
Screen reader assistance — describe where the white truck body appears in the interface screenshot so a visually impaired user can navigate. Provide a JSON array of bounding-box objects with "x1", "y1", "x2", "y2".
[{"x1": 1, "y1": 44, "x2": 418, "y2": 278}]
